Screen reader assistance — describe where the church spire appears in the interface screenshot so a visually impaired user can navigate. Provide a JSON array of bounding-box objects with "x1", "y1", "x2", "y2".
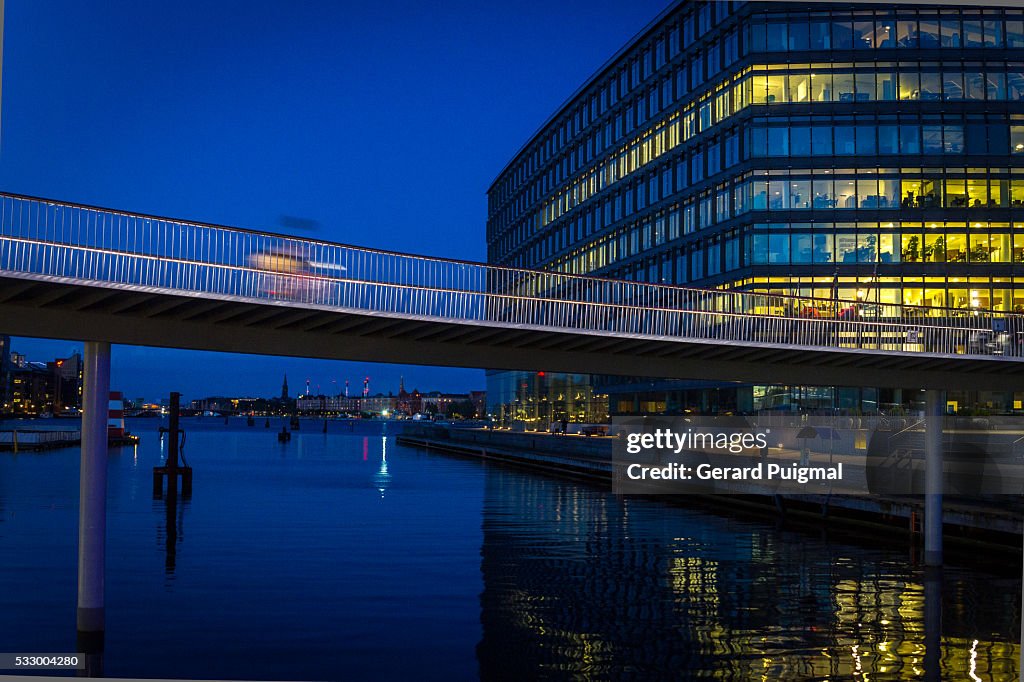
[{"x1": 282, "y1": 374, "x2": 289, "y2": 399}]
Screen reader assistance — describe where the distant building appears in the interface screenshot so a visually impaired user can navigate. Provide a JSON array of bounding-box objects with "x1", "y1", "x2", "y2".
[
  {"x1": 48, "y1": 352, "x2": 82, "y2": 412},
  {"x1": 9, "y1": 362, "x2": 54, "y2": 416},
  {"x1": 282, "y1": 374, "x2": 289, "y2": 400}
]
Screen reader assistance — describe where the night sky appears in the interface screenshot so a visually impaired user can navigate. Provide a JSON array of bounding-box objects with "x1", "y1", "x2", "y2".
[{"x1": 1, "y1": 0, "x2": 669, "y2": 401}]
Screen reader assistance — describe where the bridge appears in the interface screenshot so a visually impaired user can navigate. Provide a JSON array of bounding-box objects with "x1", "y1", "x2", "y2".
[
  {"x1": 2, "y1": 192, "x2": 1024, "y2": 390},
  {"x1": 1, "y1": 190, "x2": 1021, "y2": 652}
]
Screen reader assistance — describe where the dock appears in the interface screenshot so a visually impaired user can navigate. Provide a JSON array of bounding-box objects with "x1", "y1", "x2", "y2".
[
  {"x1": 398, "y1": 425, "x2": 1024, "y2": 548},
  {"x1": 0, "y1": 429, "x2": 82, "y2": 452}
]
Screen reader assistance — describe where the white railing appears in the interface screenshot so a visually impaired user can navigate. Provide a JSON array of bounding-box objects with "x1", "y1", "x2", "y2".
[{"x1": 1, "y1": 192, "x2": 1023, "y2": 357}]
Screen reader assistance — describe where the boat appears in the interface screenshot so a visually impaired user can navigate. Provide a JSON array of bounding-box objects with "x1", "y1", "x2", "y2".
[{"x1": 277, "y1": 427, "x2": 291, "y2": 442}]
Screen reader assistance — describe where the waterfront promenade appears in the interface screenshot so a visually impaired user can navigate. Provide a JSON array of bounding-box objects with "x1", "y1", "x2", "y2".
[{"x1": 398, "y1": 423, "x2": 1024, "y2": 542}]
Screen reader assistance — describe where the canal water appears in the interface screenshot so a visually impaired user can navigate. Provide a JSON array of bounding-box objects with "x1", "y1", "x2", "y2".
[{"x1": 0, "y1": 417, "x2": 1019, "y2": 680}]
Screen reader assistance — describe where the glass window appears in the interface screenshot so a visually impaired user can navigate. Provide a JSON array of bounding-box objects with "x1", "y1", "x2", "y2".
[
  {"x1": 876, "y1": 18, "x2": 895, "y2": 49},
  {"x1": 853, "y1": 20, "x2": 875, "y2": 49},
  {"x1": 813, "y1": 179, "x2": 835, "y2": 208},
  {"x1": 879, "y1": 178, "x2": 900, "y2": 207},
  {"x1": 983, "y1": 20, "x2": 1003, "y2": 48},
  {"x1": 855, "y1": 72, "x2": 874, "y2": 101},
  {"x1": 767, "y1": 127, "x2": 789, "y2": 156},
  {"x1": 766, "y1": 75, "x2": 786, "y2": 103},
  {"x1": 810, "y1": 21, "x2": 831, "y2": 50},
  {"x1": 878, "y1": 125, "x2": 899, "y2": 154},
  {"x1": 835, "y1": 126, "x2": 855, "y2": 154},
  {"x1": 964, "y1": 72, "x2": 985, "y2": 100},
  {"x1": 857, "y1": 178, "x2": 880, "y2": 208},
  {"x1": 899, "y1": 71, "x2": 920, "y2": 100},
  {"x1": 810, "y1": 71, "x2": 832, "y2": 102},
  {"x1": 880, "y1": 235, "x2": 897, "y2": 264},
  {"x1": 766, "y1": 23, "x2": 788, "y2": 51},
  {"x1": 792, "y1": 234, "x2": 813, "y2": 263},
  {"x1": 970, "y1": 234, "x2": 991, "y2": 263},
  {"x1": 809, "y1": 233, "x2": 832, "y2": 263},
  {"x1": 832, "y1": 19, "x2": 854, "y2": 50},
  {"x1": 790, "y1": 180, "x2": 811, "y2": 209},
  {"x1": 900, "y1": 124, "x2": 921, "y2": 154},
  {"x1": 920, "y1": 71, "x2": 941, "y2": 100},
  {"x1": 836, "y1": 180, "x2": 857, "y2": 209},
  {"x1": 789, "y1": 73, "x2": 810, "y2": 102},
  {"x1": 946, "y1": 179, "x2": 968, "y2": 207},
  {"x1": 791, "y1": 127, "x2": 811, "y2": 156},
  {"x1": 1010, "y1": 72, "x2": 1024, "y2": 101},
  {"x1": 927, "y1": 234, "x2": 949, "y2": 263},
  {"x1": 877, "y1": 71, "x2": 898, "y2": 100},
  {"x1": 943, "y1": 70, "x2": 963, "y2": 100},
  {"x1": 922, "y1": 125, "x2": 944, "y2": 154},
  {"x1": 858, "y1": 233, "x2": 879, "y2": 262},
  {"x1": 1012, "y1": 126, "x2": 1024, "y2": 155},
  {"x1": 856, "y1": 125, "x2": 876, "y2": 155},
  {"x1": 768, "y1": 180, "x2": 789, "y2": 209},
  {"x1": 940, "y1": 18, "x2": 961, "y2": 47},
  {"x1": 768, "y1": 234, "x2": 789, "y2": 264},
  {"x1": 987, "y1": 71, "x2": 1006, "y2": 101},
  {"x1": 967, "y1": 179, "x2": 988, "y2": 207},
  {"x1": 789, "y1": 22, "x2": 809, "y2": 51},
  {"x1": 990, "y1": 234, "x2": 1012, "y2": 263},
  {"x1": 749, "y1": 126, "x2": 767, "y2": 158},
  {"x1": 963, "y1": 20, "x2": 984, "y2": 47},
  {"x1": 944, "y1": 125, "x2": 964, "y2": 153},
  {"x1": 811, "y1": 126, "x2": 833, "y2": 155},
  {"x1": 747, "y1": 183, "x2": 768, "y2": 213},
  {"x1": 902, "y1": 233, "x2": 924, "y2": 262},
  {"x1": 837, "y1": 233, "x2": 858, "y2": 262},
  {"x1": 897, "y1": 19, "x2": 918, "y2": 48},
  {"x1": 986, "y1": 179, "x2": 1005, "y2": 208},
  {"x1": 918, "y1": 18, "x2": 941, "y2": 48},
  {"x1": 834, "y1": 72, "x2": 856, "y2": 101},
  {"x1": 1008, "y1": 21, "x2": 1024, "y2": 48}
]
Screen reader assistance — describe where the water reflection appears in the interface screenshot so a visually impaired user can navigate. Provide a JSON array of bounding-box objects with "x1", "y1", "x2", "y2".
[
  {"x1": 372, "y1": 435, "x2": 391, "y2": 497},
  {"x1": 477, "y1": 468, "x2": 1020, "y2": 680}
]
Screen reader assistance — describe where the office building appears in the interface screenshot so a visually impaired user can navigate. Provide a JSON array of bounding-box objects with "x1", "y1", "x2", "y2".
[{"x1": 486, "y1": 1, "x2": 1024, "y2": 421}]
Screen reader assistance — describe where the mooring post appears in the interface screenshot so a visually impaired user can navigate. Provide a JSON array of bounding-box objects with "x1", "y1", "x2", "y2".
[
  {"x1": 924, "y1": 389, "x2": 943, "y2": 566},
  {"x1": 77, "y1": 341, "x2": 110, "y2": 671}
]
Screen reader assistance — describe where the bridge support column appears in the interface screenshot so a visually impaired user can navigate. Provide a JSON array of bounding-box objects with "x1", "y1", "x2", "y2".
[
  {"x1": 924, "y1": 388, "x2": 943, "y2": 567},
  {"x1": 77, "y1": 341, "x2": 110, "y2": 672}
]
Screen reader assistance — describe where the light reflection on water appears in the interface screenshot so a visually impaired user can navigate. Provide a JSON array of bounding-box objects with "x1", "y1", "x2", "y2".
[{"x1": 0, "y1": 417, "x2": 1020, "y2": 680}]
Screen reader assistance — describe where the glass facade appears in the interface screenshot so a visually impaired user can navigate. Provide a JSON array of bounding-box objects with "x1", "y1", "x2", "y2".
[{"x1": 486, "y1": 1, "x2": 1024, "y2": 422}]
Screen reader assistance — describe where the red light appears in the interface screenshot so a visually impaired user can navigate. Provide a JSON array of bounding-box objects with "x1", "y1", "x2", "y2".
[{"x1": 537, "y1": 371, "x2": 545, "y2": 377}]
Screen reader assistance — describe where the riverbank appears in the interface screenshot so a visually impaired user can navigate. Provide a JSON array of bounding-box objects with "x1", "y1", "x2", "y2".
[{"x1": 398, "y1": 424, "x2": 1024, "y2": 550}]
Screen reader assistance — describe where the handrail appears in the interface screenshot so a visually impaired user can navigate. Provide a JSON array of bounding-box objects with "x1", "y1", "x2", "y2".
[{"x1": 3, "y1": 192, "x2": 1024, "y2": 359}]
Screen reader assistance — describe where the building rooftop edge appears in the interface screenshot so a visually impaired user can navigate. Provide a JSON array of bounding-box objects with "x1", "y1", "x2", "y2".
[
  {"x1": 487, "y1": 0, "x2": 687, "y2": 192},
  {"x1": 486, "y1": 0, "x2": 1024, "y2": 193}
]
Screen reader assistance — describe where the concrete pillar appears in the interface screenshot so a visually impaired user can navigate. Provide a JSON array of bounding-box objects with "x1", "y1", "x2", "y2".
[
  {"x1": 77, "y1": 341, "x2": 110, "y2": 655},
  {"x1": 924, "y1": 388, "x2": 943, "y2": 566}
]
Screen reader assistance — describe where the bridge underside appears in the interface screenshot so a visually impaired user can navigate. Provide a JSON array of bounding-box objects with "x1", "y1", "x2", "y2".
[{"x1": 2, "y1": 276, "x2": 1022, "y2": 391}]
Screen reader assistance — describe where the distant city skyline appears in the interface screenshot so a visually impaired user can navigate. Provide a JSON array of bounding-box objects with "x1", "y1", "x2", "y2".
[
  {"x1": 7, "y1": 337, "x2": 482, "y2": 402},
  {"x1": 0, "y1": 0, "x2": 667, "y2": 396}
]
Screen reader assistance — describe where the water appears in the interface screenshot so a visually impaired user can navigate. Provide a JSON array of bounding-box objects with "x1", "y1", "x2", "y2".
[{"x1": 0, "y1": 417, "x2": 1020, "y2": 680}]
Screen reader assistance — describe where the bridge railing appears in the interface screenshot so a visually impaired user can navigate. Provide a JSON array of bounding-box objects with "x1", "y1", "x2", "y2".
[{"x1": 1, "y1": 192, "x2": 1022, "y2": 356}]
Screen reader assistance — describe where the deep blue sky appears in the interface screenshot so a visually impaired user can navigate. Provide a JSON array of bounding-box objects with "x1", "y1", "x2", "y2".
[{"x1": 1, "y1": 0, "x2": 668, "y2": 400}]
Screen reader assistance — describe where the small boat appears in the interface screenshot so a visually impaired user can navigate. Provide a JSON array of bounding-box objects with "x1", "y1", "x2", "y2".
[
  {"x1": 277, "y1": 427, "x2": 291, "y2": 442},
  {"x1": 265, "y1": 418, "x2": 271, "y2": 428}
]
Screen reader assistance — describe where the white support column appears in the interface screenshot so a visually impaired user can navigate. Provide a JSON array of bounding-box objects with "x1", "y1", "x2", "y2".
[
  {"x1": 77, "y1": 341, "x2": 110, "y2": 646},
  {"x1": 924, "y1": 389, "x2": 943, "y2": 567}
]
